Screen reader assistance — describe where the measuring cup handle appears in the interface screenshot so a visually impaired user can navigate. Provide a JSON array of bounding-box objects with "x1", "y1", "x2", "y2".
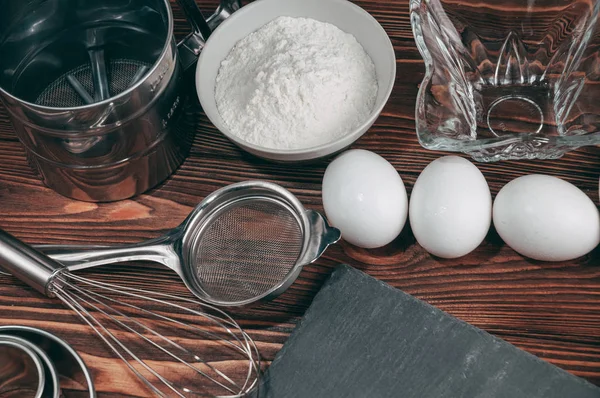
[{"x1": 34, "y1": 235, "x2": 183, "y2": 276}]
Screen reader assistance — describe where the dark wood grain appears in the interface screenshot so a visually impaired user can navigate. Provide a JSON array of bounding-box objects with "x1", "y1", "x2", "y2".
[{"x1": 0, "y1": 0, "x2": 599, "y2": 396}]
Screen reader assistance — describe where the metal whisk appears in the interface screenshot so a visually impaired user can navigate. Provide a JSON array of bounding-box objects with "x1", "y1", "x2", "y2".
[{"x1": 0, "y1": 230, "x2": 260, "y2": 398}]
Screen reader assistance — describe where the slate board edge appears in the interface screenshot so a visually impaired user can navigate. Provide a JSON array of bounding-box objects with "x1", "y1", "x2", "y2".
[{"x1": 260, "y1": 263, "x2": 599, "y2": 394}]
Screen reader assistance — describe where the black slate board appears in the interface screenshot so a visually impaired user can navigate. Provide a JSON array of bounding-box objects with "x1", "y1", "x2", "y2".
[{"x1": 258, "y1": 264, "x2": 600, "y2": 398}]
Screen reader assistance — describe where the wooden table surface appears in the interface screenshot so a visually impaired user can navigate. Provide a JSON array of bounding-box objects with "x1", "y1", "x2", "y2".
[{"x1": 0, "y1": 0, "x2": 599, "y2": 396}]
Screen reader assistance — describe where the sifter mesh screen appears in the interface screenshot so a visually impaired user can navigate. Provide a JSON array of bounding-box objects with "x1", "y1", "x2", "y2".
[
  {"x1": 35, "y1": 59, "x2": 150, "y2": 107},
  {"x1": 193, "y1": 198, "x2": 304, "y2": 304}
]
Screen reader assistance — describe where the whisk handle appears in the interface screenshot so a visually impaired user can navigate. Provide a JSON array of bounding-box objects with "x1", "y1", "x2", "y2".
[{"x1": 0, "y1": 229, "x2": 64, "y2": 297}]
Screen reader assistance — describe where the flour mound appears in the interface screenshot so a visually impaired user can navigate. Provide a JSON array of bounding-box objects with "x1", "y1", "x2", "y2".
[{"x1": 215, "y1": 16, "x2": 378, "y2": 150}]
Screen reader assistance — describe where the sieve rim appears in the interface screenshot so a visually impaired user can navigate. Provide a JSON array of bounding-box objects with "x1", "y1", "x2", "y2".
[
  {"x1": 0, "y1": 0, "x2": 176, "y2": 112},
  {"x1": 180, "y1": 181, "x2": 311, "y2": 307}
]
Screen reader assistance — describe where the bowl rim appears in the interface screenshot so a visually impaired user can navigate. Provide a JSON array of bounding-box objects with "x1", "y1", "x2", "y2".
[
  {"x1": 0, "y1": 337, "x2": 45, "y2": 397},
  {"x1": 0, "y1": 334, "x2": 60, "y2": 398},
  {"x1": 196, "y1": 0, "x2": 397, "y2": 159},
  {"x1": 0, "y1": 325, "x2": 96, "y2": 398}
]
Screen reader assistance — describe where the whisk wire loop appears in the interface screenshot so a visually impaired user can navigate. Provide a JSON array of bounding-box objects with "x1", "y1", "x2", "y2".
[
  {"x1": 51, "y1": 272, "x2": 260, "y2": 397},
  {"x1": 61, "y1": 280, "x2": 241, "y2": 395},
  {"x1": 53, "y1": 286, "x2": 169, "y2": 397}
]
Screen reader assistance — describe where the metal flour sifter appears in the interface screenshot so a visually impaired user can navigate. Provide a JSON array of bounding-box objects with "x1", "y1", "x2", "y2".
[{"x1": 0, "y1": 0, "x2": 240, "y2": 202}]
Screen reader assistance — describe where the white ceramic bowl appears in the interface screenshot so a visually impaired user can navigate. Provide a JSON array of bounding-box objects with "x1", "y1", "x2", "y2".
[{"x1": 196, "y1": 0, "x2": 396, "y2": 162}]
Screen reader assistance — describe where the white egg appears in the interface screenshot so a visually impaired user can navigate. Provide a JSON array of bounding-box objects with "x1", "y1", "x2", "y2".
[
  {"x1": 493, "y1": 175, "x2": 600, "y2": 262},
  {"x1": 409, "y1": 156, "x2": 492, "y2": 259},
  {"x1": 322, "y1": 150, "x2": 408, "y2": 249}
]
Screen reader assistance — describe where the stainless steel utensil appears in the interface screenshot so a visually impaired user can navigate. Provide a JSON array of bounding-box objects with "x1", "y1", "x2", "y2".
[
  {"x1": 0, "y1": 326, "x2": 96, "y2": 398},
  {"x1": 37, "y1": 181, "x2": 341, "y2": 307},
  {"x1": 0, "y1": 0, "x2": 239, "y2": 202},
  {"x1": 207, "y1": 0, "x2": 242, "y2": 30},
  {"x1": 0, "y1": 231, "x2": 260, "y2": 398},
  {"x1": 0, "y1": 336, "x2": 61, "y2": 398},
  {"x1": 0, "y1": 338, "x2": 45, "y2": 398}
]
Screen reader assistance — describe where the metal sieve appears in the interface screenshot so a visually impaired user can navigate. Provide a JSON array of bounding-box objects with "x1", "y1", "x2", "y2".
[
  {"x1": 35, "y1": 181, "x2": 341, "y2": 307},
  {"x1": 36, "y1": 60, "x2": 151, "y2": 108}
]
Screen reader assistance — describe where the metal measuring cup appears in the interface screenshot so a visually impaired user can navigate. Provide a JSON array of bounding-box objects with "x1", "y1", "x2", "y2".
[
  {"x1": 0, "y1": 335, "x2": 61, "y2": 398},
  {"x1": 0, "y1": 326, "x2": 96, "y2": 398},
  {"x1": 0, "y1": 338, "x2": 45, "y2": 398}
]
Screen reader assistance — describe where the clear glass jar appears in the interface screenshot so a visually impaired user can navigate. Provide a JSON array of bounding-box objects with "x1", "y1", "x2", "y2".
[{"x1": 411, "y1": 0, "x2": 600, "y2": 161}]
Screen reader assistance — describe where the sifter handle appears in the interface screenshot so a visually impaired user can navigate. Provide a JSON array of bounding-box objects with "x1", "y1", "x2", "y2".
[
  {"x1": 177, "y1": 0, "x2": 212, "y2": 42},
  {"x1": 206, "y1": 0, "x2": 241, "y2": 30},
  {"x1": 176, "y1": 0, "x2": 213, "y2": 72},
  {"x1": 0, "y1": 229, "x2": 64, "y2": 297},
  {"x1": 175, "y1": 0, "x2": 241, "y2": 71}
]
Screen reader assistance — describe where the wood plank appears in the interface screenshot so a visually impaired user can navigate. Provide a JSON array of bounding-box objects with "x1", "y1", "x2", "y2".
[{"x1": 0, "y1": 0, "x2": 598, "y2": 396}]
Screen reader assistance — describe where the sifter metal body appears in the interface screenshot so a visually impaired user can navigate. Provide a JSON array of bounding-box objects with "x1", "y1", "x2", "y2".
[{"x1": 0, "y1": 0, "x2": 240, "y2": 202}]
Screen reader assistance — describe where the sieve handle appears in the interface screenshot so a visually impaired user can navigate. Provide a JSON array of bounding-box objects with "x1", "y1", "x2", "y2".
[
  {"x1": 301, "y1": 210, "x2": 342, "y2": 265},
  {"x1": 33, "y1": 235, "x2": 183, "y2": 276},
  {"x1": 0, "y1": 229, "x2": 65, "y2": 297}
]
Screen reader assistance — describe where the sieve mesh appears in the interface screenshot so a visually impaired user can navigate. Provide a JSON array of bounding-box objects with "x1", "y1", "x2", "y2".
[
  {"x1": 35, "y1": 59, "x2": 151, "y2": 107},
  {"x1": 193, "y1": 198, "x2": 304, "y2": 304}
]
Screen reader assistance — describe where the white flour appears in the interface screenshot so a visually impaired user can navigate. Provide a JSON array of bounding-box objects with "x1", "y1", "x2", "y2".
[{"x1": 215, "y1": 16, "x2": 378, "y2": 150}]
